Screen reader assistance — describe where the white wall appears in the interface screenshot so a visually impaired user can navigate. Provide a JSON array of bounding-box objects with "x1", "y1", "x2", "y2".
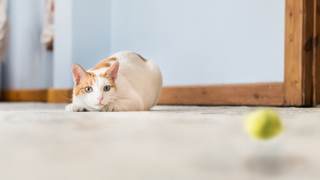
[
  {"x1": 2, "y1": 0, "x2": 53, "y2": 90},
  {"x1": 54, "y1": 0, "x2": 285, "y2": 88}
]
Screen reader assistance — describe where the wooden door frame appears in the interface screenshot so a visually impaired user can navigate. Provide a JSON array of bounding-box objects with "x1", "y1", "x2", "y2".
[
  {"x1": 1, "y1": 0, "x2": 319, "y2": 107},
  {"x1": 284, "y1": 0, "x2": 315, "y2": 106},
  {"x1": 314, "y1": 0, "x2": 320, "y2": 106}
]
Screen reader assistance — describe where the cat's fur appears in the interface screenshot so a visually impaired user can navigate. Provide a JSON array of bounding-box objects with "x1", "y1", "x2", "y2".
[{"x1": 66, "y1": 51, "x2": 163, "y2": 112}]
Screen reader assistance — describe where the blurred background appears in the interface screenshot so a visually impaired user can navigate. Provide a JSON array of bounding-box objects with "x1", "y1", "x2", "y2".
[{"x1": 0, "y1": 0, "x2": 285, "y2": 91}]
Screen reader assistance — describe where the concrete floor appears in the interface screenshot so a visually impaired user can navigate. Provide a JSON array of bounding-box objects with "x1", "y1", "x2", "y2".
[{"x1": 0, "y1": 103, "x2": 319, "y2": 180}]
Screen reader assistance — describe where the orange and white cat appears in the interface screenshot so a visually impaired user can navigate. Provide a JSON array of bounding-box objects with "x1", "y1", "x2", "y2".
[{"x1": 66, "y1": 51, "x2": 163, "y2": 112}]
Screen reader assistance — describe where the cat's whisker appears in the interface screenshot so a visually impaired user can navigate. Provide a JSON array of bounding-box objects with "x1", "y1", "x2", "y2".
[{"x1": 55, "y1": 91, "x2": 73, "y2": 102}]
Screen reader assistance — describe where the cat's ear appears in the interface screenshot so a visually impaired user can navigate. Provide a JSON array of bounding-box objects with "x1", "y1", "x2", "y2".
[
  {"x1": 105, "y1": 61, "x2": 119, "y2": 82},
  {"x1": 72, "y1": 63, "x2": 87, "y2": 85}
]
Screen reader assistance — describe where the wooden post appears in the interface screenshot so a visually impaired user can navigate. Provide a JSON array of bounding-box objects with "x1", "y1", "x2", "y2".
[
  {"x1": 284, "y1": 0, "x2": 315, "y2": 106},
  {"x1": 314, "y1": 0, "x2": 320, "y2": 105}
]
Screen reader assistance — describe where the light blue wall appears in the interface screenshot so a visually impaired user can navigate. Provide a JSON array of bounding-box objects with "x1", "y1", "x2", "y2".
[
  {"x1": 54, "y1": 0, "x2": 111, "y2": 88},
  {"x1": 53, "y1": 0, "x2": 73, "y2": 88},
  {"x1": 3, "y1": 0, "x2": 285, "y2": 89},
  {"x1": 54, "y1": 0, "x2": 285, "y2": 87},
  {"x1": 2, "y1": 0, "x2": 53, "y2": 90},
  {"x1": 110, "y1": 0, "x2": 285, "y2": 86},
  {"x1": 72, "y1": 0, "x2": 111, "y2": 70}
]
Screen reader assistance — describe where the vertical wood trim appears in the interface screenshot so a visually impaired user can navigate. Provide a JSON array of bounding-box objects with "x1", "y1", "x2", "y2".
[
  {"x1": 315, "y1": 0, "x2": 320, "y2": 104},
  {"x1": 313, "y1": 0, "x2": 317, "y2": 106},
  {"x1": 284, "y1": 0, "x2": 314, "y2": 106},
  {"x1": 284, "y1": 0, "x2": 304, "y2": 106},
  {"x1": 304, "y1": 0, "x2": 315, "y2": 106}
]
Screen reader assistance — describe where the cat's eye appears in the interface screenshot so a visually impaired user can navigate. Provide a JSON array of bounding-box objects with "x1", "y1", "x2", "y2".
[
  {"x1": 85, "y1": 86, "x2": 93, "y2": 93},
  {"x1": 103, "y1": 85, "x2": 111, "y2": 92}
]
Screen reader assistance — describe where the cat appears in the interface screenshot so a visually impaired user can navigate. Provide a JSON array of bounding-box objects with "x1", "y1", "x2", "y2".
[{"x1": 65, "y1": 51, "x2": 163, "y2": 112}]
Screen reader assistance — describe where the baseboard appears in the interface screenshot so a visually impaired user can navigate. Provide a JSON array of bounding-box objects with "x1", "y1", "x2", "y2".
[
  {"x1": 47, "y1": 88, "x2": 73, "y2": 103},
  {"x1": 157, "y1": 83, "x2": 284, "y2": 106},
  {"x1": 1, "y1": 89, "x2": 48, "y2": 102},
  {"x1": 1, "y1": 83, "x2": 284, "y2": 106},
  {"x1": 1, "y1": 88, "x2": 72, "y2": 103}
]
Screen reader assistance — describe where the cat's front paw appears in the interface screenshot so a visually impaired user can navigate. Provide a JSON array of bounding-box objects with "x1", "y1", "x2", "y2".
[
  {"x1": 65, "y1": 104, "x2": 85, "y2": 112},
  {"x1": 101, "y1": 103, "x2": 118, "y2": 112}
]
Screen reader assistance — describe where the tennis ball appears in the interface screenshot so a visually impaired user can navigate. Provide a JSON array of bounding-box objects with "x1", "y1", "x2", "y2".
[{"x1": 245, "y1": 109, "x2": 282, "y2": 140}]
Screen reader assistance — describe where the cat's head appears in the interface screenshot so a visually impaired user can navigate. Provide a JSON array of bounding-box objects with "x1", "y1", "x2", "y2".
[{"x1": 71, "y1": 61, "x2": 119, "y2": 110}]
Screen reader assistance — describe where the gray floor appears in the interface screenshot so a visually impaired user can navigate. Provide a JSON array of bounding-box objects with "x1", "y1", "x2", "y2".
[{"x1": 0, "y1": 103, "x2": 319, "y2": 180}]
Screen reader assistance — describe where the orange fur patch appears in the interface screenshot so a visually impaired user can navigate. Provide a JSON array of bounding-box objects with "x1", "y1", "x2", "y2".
[
  {"x1": 74, "y1": 72, "x2": 96, "y2": 96},
  {"x1": 90, "y1": 57, "x2": 117, "y2": 71}
]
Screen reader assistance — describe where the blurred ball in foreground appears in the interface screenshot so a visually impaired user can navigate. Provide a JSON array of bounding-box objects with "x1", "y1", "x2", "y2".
[{"x1": 245, "y1": 109, "x2": 282, "y2": 140}]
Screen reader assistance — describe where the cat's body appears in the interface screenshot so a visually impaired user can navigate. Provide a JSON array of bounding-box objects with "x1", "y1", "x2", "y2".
[{"x1": 66, "y1": 51, "x2": 162, "y2": 112}]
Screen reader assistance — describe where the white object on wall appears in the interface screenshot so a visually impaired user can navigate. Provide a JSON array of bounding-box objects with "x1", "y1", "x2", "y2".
[
  {"x1": 41, "y1": 0, "x2": 54, "y2": 48},
  {"x1": 0, "y1": 0, "x2": 9, "y2": 63}
]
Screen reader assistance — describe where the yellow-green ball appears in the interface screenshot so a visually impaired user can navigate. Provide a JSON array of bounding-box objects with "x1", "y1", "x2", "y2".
[{"x1": 245, "y1": 109, "x2": 282, "y2": 140}]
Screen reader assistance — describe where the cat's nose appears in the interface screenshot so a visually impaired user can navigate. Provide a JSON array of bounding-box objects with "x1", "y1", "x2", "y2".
[{"x1": 97, "y1": 97, "x2": 104, "y2": 102}]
